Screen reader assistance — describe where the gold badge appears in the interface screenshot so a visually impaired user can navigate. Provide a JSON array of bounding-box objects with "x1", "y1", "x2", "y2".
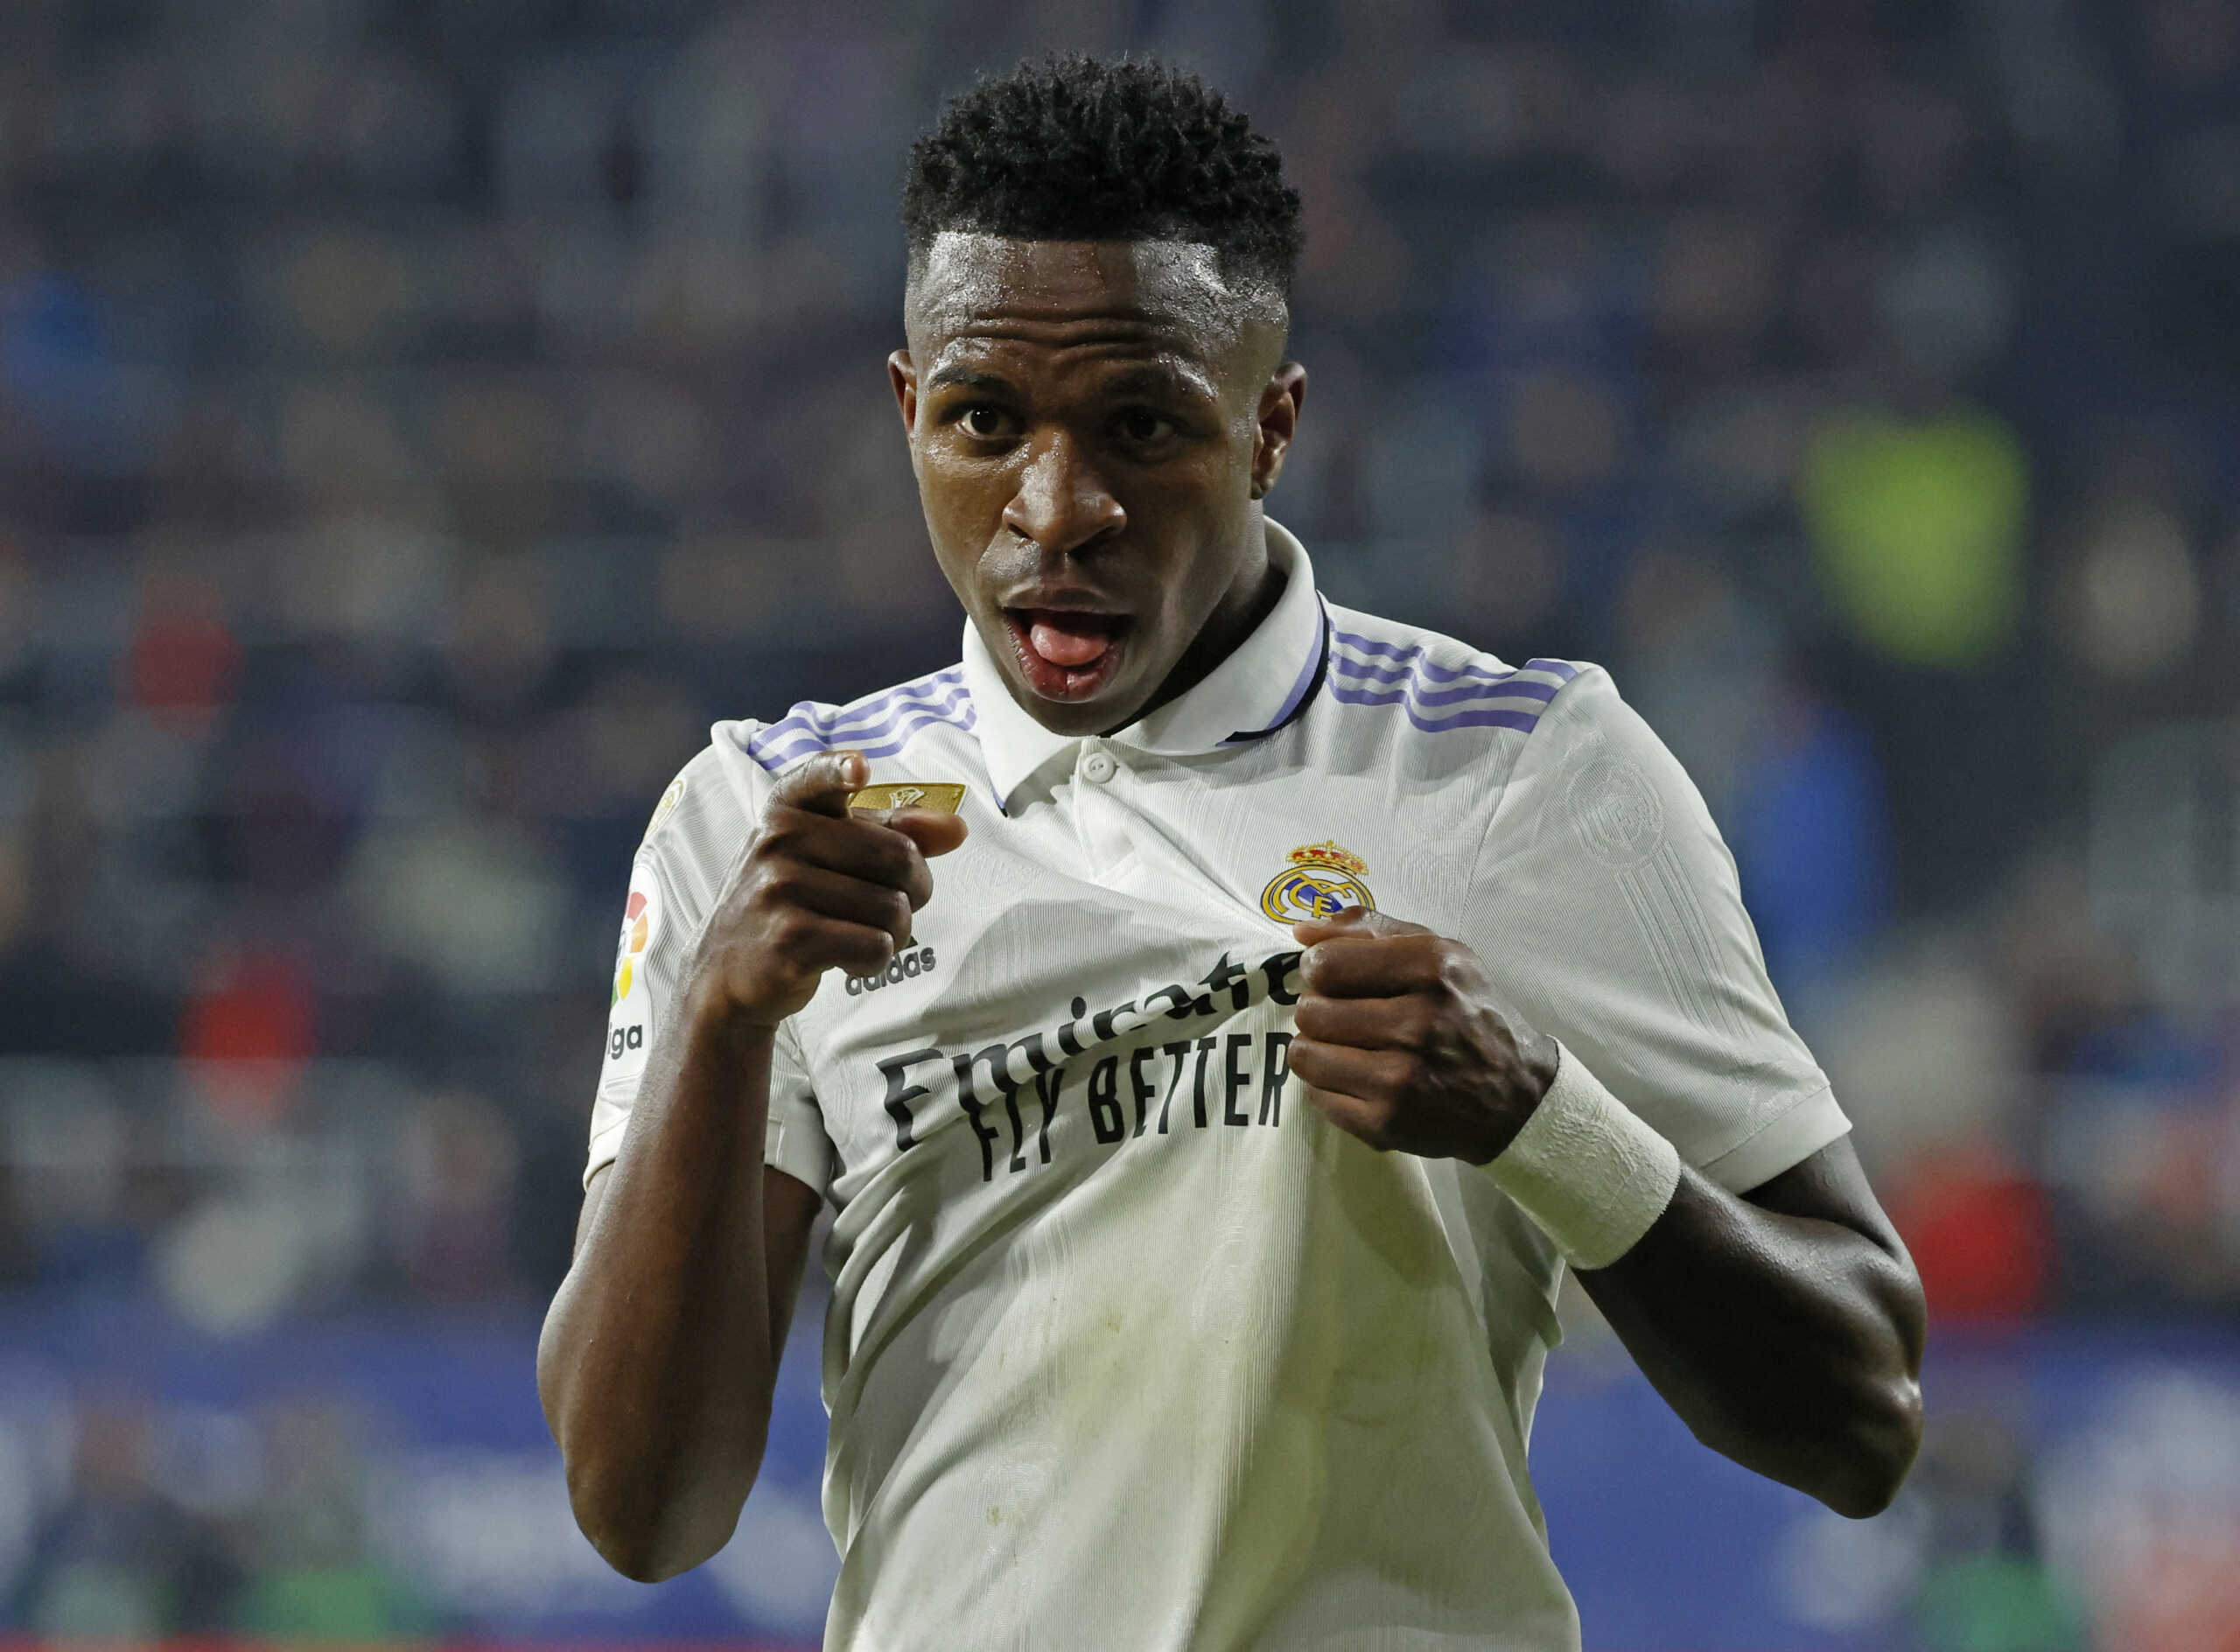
[
  {"x1": 1260, "y1": 841, "x2": 1376, "y2": 924},
  {"x1": 849, "y1": 782, "x2": 968, "y2": 816}
]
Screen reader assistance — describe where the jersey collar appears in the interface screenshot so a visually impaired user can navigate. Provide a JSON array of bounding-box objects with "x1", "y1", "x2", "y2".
[{"x1": 961, "y1": 518, "x2": 1329, "y2": 812}]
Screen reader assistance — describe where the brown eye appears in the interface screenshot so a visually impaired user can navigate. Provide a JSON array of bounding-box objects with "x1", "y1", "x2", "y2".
[
  {"x1": 1117, "y1": 410, "x2": 1172, "y2": 444},
  {"x1": 962, "y1": 406, "x2": 1007, "y2": 438}
]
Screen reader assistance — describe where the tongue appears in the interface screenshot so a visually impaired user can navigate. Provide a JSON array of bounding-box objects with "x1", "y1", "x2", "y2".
[{"x1": 1029, "y1": 614, "x2": 1116, "y2": 668}]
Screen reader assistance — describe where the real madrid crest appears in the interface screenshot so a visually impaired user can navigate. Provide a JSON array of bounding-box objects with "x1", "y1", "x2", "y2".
[{"x1": 1260, "y1": 841, "x2": 1376, "y2": 925}]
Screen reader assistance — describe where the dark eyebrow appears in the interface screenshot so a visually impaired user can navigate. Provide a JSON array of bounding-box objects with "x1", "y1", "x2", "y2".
[{"x1": 926, "y1": 368, "x2": 1018, "y2": 395}]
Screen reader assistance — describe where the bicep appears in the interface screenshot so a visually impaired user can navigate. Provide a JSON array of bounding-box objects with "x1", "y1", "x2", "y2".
[{"x1": 574, "y1": 1162, "x2": 824, "y2": 1365}]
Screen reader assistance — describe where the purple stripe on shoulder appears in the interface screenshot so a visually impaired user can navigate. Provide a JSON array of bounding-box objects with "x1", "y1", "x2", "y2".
[
  {"x1": 1329, "y1": 645, "x2": 1522, "y2": 688},
  {"x1": 817, "y1": 681, "x2": 971, "y2": 743},
  {"x1": 1401, "y1": 676, "x2": 1561, "y2": 709},
  {"x1": 1330, "y1": 653, "x2": 1516, "y2": 689},
  {"x1": 1405, "y1": 704, "x2": 1546, "y2": 734},
  {"x1": 746, "y1": 699, "x2": 830, "y2": 758},
  {"x1": 749, "y1": 676, "x2": 970, "y2": 765},
  {"x1": 757, "y1": 704, "x2": 976, "y2": 767},
  {"x1": 758, "y1": 685, "x2": 968, "y2": 758},
  {"x1": 852, "y1": 703, "x2": 978, "y2": 762},
  {"x1": 1326, "y1": 656, "x2": 1559, "y2": 705},
  {"x1": 747, "y1": 669, "x2": 966, "y2": 758},
  {"x1": 1330, "y1": 628, "x2": 1417, "y2": 663},
  {"x1": 1327, "y1": 682, "x2": 1547, "y2": 735},
  {"x1": 1331, "y1": 634, "x2": 1582, "y2": 691},
  {"x1": 753, "y1": 702, "x2": 977, "y2": 772}
]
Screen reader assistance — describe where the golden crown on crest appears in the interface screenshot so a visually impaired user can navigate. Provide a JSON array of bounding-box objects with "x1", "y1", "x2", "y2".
[{"x1": 1286, "y1": 841, "x2": 1368, "y2": 878}]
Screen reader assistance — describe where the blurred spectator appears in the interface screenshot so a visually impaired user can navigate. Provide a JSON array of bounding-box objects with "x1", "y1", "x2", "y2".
[
  {"x1": 1798, "y1": 405, "x2": 2029, "y2": 672},
  {"x1": 13, "y1": 1398, "x2": 238, "y2": 1640},
  {"x1": 231, "y1": 1401, "x2": 430, "y2": 1642},
  {"x1": 1908, "y1": 1407, "x2": 2087, "y2": 1652}
]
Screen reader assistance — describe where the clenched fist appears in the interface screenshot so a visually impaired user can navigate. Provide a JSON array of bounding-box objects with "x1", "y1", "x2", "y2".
[
  {"x1": 683, "y1": 751, "x2": 970, "y2": 1028},
  {"x1": 1288, "y1": 906, "x2": 1558, "y2": 1164}
]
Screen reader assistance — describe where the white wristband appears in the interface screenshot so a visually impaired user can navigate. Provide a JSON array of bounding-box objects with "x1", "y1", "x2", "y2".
[{"x1": 1484, "y1": 1042, "x2": 1681, "y2": 1270}]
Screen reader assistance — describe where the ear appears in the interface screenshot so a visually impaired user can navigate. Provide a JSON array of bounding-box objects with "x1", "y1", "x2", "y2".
[
  {"x1": 1250, "y1": 361, "x2": 1308, "y2": 501},
  {"x1": 888, "y1": 350, "x2": 919, "y2": 436}
]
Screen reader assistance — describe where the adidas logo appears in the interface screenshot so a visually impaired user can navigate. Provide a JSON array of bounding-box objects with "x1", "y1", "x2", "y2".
[{"x1": 845, "y1": 944, "x2": 938, "y2": 998}]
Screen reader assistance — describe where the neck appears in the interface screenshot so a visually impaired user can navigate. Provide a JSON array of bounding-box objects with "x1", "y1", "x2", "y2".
[{"x1": 1102, "y1": 547, "x2": 1285, "y2": 737}]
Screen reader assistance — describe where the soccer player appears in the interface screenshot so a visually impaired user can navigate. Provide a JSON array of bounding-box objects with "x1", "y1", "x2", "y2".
[{"x1": 539, "y1": 57, "x2": 1926, "y2": 1651}]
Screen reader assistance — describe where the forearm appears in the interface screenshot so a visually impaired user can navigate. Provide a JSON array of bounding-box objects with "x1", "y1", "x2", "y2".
[
  {"x1": 1574, "y1": 1167, "x2": 1926, "y2": 1517},
  {"x1": 538, "y1": 983, "x2": 780, "y2": 1580}
]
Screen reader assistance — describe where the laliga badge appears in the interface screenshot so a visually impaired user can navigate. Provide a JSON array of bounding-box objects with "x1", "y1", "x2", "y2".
[
  {"x1": 1261, "y1": 840, "x2": 1376, "y2": 924},
  {"x1": 603, "y1": 860, "x2": 660, "y2": 1086},
  {"x1": 849, "y1": 782, "x2": 968, "y2": 816}
]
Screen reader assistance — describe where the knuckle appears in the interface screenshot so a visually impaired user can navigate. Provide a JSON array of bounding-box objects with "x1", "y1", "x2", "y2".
[
  {"x1": 757, "y1": 864, "x2": 810, "y2": 913},
  {"x1": 738, "y1": 872, "x2": 786, "y2": 918}
]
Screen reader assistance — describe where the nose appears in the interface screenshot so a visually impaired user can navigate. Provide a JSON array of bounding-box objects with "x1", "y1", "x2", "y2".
[{"x1": 1002, "y1": 430, "x2": 1124, "y2": 556}]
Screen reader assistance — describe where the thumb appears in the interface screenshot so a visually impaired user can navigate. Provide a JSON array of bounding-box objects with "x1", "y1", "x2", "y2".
[
  {"x1": 882, "y1": 808, "x2": 970, "y2": 858},
  {"x1": 1290, "y1": 906, "x2": 1426, "y2": 947},
  {"x1": 770, "y1": 749, "x2": 867, "y2": 818}
]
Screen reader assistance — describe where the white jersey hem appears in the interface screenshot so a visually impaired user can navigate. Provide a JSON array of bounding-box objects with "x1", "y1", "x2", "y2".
[{"x1": 1695, "y1": 1082, "x2": 1849, "y2": 1193}]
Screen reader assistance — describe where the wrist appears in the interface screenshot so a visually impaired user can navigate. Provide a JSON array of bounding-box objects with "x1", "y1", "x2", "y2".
[
  {"x1": 1481, "y1": 1041, "x2": 1681, "y2": 1270},
  {"x1": 679, "y1": 963, "x2": 787, "y2": 1051}
]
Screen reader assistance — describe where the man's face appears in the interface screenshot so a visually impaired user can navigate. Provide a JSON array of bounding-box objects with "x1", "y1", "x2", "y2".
[{"x1": 891, "y1": 234, "x2": 1305, "y2": 737}]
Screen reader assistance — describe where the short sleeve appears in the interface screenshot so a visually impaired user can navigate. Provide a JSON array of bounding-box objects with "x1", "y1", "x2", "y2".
[
  {"x1": 1465, "y1": 668, "x2": 1849, "y2": 1194},
  {"x1": 583, "y1": 746, "x2": 839, "y2": 1200}
]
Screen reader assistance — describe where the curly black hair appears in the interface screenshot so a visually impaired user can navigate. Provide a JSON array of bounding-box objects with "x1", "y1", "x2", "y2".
[{"x1": 903, "y1": 56, "x2": 1302, "y2": 303}]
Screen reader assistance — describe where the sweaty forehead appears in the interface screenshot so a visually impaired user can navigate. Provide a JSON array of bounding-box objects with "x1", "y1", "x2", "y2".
[{"x1": 905, "y1": 233, "x2": 1274, "y2": 369}]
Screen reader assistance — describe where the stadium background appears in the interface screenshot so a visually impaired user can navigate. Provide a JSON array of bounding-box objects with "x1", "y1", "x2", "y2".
[{"x1": 1, "y1": 0, "x2": 2236, "y2": 1647}]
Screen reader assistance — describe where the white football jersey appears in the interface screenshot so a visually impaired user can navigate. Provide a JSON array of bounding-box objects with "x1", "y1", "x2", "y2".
[{"x1": 587, "y1": 520, "x2": 1846, "y2": 1652}]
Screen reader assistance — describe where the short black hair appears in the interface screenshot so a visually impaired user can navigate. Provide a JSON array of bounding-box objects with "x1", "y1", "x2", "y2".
[{"x1": 903, "y1": 56, "x2": 1302, "y2": 304}]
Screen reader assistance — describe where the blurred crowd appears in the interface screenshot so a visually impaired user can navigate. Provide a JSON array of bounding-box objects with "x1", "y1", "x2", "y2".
[{"x1": 2, "y1": 0, "x2": 2240, "y2": 1642}]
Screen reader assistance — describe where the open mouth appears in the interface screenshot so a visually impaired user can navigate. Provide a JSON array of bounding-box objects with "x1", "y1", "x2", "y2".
[{"x1": 1003, "y1": 608, "x2": 1134, "y2": 701}]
